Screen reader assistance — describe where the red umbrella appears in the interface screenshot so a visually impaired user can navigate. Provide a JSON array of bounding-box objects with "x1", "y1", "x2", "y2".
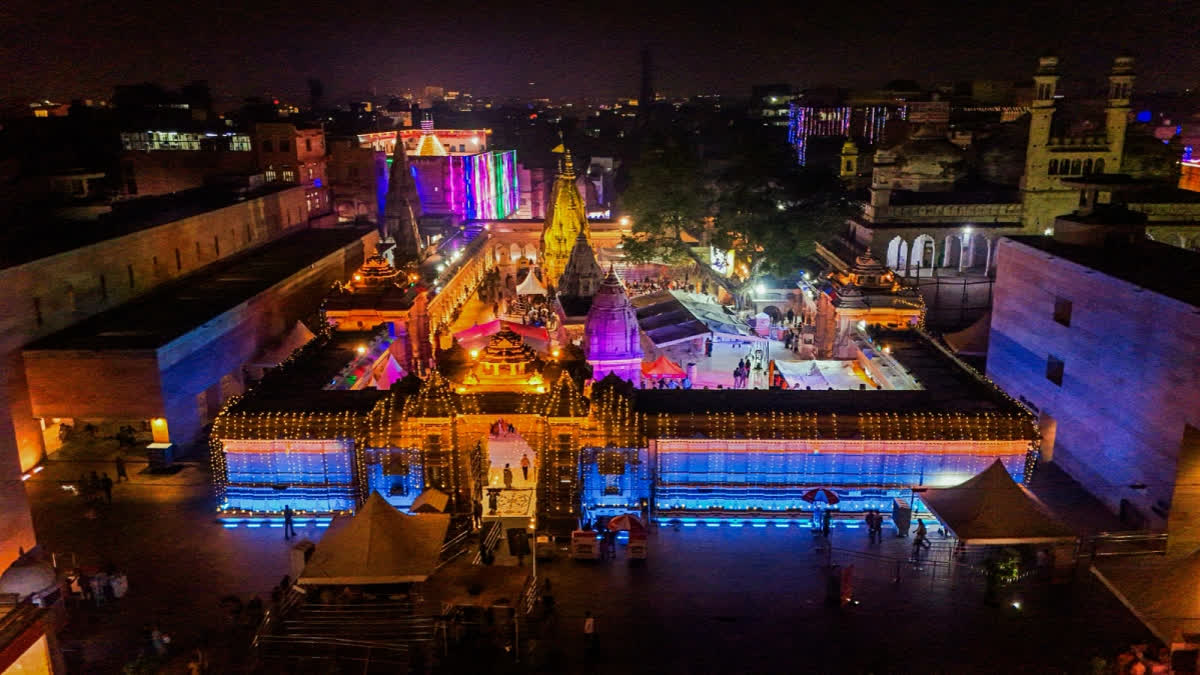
[
  {"x1": 801, "y1": 488, "x2": 840, "y2": 505},
  {"x1": 607, "y1": 514, "x2": 647, "y2": 534}
]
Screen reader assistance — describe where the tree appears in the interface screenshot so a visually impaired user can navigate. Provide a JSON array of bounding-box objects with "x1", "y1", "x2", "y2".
[
  {"x1": 617, "y1": 144, "x2": 712, "y2": 265},
  {"x1": 711, "y1": 143, "x2": 857, "y2": 279}
]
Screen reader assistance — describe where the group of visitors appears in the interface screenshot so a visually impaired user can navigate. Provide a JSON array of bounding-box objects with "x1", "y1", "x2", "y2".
[
  {"x1": 648, "y1": 376, "x2": 692, "y2": 390},
  {"x1": 732, "y1": 358, "x2": 754, "y2": 389},
  {"x1": 77, "y1": 470, "x2": 116, "y2": 505},
  {"x1": 490, "y1": 419, "x2": 516, "y2": 436},
  {"x1": 70, "y1": 564, "x2": 128, "y2": 608}
]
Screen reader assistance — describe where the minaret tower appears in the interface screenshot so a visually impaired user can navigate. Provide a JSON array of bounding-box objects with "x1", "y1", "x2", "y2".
[
  {"x1": 1023, "y1": 55, "x2": 1060, "y2": 190},
  {"x1": 1105, "y1": 55, "x2": 1135, "y2": 172}
]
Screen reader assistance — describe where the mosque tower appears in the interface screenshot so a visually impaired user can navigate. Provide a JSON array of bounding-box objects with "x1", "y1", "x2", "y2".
[
  {"x1": 541, "y1": 149, "x2": 591, "y2": 286},
  {"x1": 382, "y1": 129, "x2": 424, "y2": 263},
  {"x1": 584, "y1": 267, "x2": 643, "y2": 384}
]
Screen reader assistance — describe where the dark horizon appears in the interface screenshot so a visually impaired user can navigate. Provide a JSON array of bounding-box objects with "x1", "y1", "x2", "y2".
[{"x1": 3, "y1": 0, "x2": 1198, "y2": 104}]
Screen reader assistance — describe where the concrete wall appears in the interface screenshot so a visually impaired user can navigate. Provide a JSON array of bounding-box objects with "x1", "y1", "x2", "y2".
[
  {"x1": 0, "y1": 185, "x2": 313, "y2": 473},
  {"x1": 986, "y1": 238, "x2": 1200, "y2": 526},
  {"x1": 24, "y1": 351, "x2": 163, "y2": 419},
  {"x1": 156, "y1": 231, "x2": 375, "y2": 447}
]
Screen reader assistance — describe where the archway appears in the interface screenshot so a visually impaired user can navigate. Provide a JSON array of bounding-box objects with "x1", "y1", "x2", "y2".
[
  {"x1": 910, "y1": 234, "x2": 936, "y2": 274},
  {"x1": 942, "y1": 234, "x2": 961, "y2": 269},
  {"x1": 762, "y1": 305, "x2": 782, "y2": 322},
  {"x1": 478, "y1": 419, "x2": 539, "y2": 522},
  {"x1": 509, "y1": 242, "x2": 522, "y2": 261},
  {"x1": 885, "y1": 236, "x2": 908, "y2": 271},
  {"x1": 524, "y1": 242, "x2": 538, "y2": 262}
]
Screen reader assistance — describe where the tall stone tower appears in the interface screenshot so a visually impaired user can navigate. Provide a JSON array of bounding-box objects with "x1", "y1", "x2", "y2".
[
  {"x1": 557, "y1": 231, "x2": 604, "y2": 299},
  {"x1": 541, "y1": 150, "x2": 591, "y2": 286},
  {"x1": 1022, "y1": 55, "x2": 1060, "y2": 193},
  {"x1": 585, "y1": 267, "x2": 643, "y2": 384},
  {"x1": 383, "y1": 132, "x2": 424, "y2": 263},
  {"x1": 1105, "y1": 55, "x2": 1135, "y2": 171}
]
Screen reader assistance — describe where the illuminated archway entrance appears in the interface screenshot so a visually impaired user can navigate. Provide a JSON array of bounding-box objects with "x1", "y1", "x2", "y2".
[{"x1": 483, "y1": 420, "x2": 538, "y2": 519}]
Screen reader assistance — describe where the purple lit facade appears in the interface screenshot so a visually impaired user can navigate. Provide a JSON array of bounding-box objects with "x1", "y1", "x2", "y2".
[{"x1": 584, "y1": 269, "x2": 644, "y2": 383}]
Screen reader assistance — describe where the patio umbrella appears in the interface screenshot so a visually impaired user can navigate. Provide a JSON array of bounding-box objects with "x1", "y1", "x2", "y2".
[
  {"x1": 607, "y1": 514, "x2": 647, "y2": 534},
  {"x1": 801, "y1": 488, "x2": 840, "y2": 505}
]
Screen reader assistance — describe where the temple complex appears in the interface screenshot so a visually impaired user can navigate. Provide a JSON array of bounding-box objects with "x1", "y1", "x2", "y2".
[
  {"x1": 815, "y1": 252, "x2": 924, "y2": 358},
  {"x1": 540, "y1": 150, "x2": 591, "y2": 286},
  {"x1": 584, "y1": 268, "x2": 644, "y2": 384}
]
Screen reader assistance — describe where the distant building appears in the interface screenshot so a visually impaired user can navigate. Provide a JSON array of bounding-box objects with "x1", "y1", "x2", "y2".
[
  {"x1": 986, "y1": 180, "x2": 1200, "y2": 535},
  {"x1": 750, "y1": 84, "x2": 796, "y2": 128}
]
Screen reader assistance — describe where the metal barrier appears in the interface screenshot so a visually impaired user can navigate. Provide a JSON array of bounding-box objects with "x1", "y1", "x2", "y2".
[
  {"x1": 1087, "y1": 530, "x2": 1168, "y2": 558},
  {"x1": 471, "y1": 521, "x2": 503, "y2": 564}
]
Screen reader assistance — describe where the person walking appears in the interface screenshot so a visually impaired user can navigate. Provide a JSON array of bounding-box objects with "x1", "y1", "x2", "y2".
[
  {"x1": 520, "y1": 453, "x2": 531, "y2": 482},
  {"x1": 704, "y1": 337, "x2": 713, "y2": 357},
  {"x1": 472, "y1": 499, "x2": 483, "y2": 529},
  {"x1": 282, "y1": 505, "x2": 297, "y2": 540},
  {"x1": 821, "y1": 509, "x2": 832, "y2": 539},
  {"x1": 503, "y1": 463, "x2": 513, "y2": 489},
  {"x1": 115, "y1": 455, "x2": 128, "y2": 483},
  {"x1": 100, "y1": 473, "x2": 114, "y2": 504}
]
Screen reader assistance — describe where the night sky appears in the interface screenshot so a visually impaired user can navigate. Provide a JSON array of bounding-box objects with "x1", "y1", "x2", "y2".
[{"x1": 3, "y1": 0, "x2": 1197, "y2": 104}]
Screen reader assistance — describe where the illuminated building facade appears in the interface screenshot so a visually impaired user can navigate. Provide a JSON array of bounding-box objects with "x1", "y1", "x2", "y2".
[
  {"x1": 407, "y1": 150, "x2": 519, "y2": 221},
  {"x1": 986, "y1": 184, "x2": 1200, "y2": 532},
  {"x1": 787, "y1": 104, "x2": 903, "y2": 166}
]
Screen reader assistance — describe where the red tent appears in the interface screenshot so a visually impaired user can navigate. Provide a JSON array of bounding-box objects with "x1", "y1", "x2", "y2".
[
  {"x1": 640, "y1": 355, "x2": 686, "y2": 379},
  {"x1": 454, "y1": 319, "x2": 550, "y2": 351}
]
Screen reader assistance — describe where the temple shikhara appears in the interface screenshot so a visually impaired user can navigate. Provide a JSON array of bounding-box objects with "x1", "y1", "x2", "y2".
[{"x1": 540, "y1": 150, "x2": 592, "y2": 286}]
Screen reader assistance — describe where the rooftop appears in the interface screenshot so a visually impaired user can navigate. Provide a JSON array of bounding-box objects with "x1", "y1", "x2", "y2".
[
  {"x1": 0, "y1": 182, "x2": 298, "y2": 270},
  {"x1": 27, "y1": 226, "x2": 374, "y2": 351},
  {"x1": 888, "y1": 186, "x2": 1020, "y2": 206},
  {"x1": 1006, "y1": 235, "x2": 1200, "y2": 307},
  {"x1": 232, "y1": 331, "x2": 388, "y2": 415},
  {"x1": 634, "y1": 331, "x2": 1024, "y2": 417}
]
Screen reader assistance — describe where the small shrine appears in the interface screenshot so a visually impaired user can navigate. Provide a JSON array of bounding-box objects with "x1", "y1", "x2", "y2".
[
  {"x1": 348, "y1": 254, "x2": 403, "y2": 291},
  {"x1": 816, "y1": 252, "x2": 924, "y2": 358},
  {"x1": 463, "y1": 326, "x2": 545, "y2": 391}
]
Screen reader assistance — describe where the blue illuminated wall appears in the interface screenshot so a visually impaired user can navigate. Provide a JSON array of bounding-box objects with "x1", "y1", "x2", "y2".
[
  {"x1": 364, "y1": 447, "x2": 425, "y2": 510},
  {"x1": 580, "y1": 447, "x2": 652, "y2": 515},
  {"x1": 654, "y1": 441, "x2": 1028, "y2": 513},
  {"x1": 223, "y1": 440, "x2": 358, "y2": 513}
]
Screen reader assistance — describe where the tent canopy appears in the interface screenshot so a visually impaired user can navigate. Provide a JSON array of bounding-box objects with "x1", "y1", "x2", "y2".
[
  {"x1": 409, "y1": 488, "x2": 450, "y2": 514},
  {"x1": 298, "y1": 492, "x2": 450, "y2": 585},
  {"x1": 641, "y1": 354, "x2": 686, "y2": 379},
  {"x1": 454, "y1": 320, "x2": 550, "y2": 352},
  {"x1": 943, "y1": 311, "x2": 991, "y2": 357},
  {"x1": 515, "y1": 268, "x2": 548, "y2": 296},
  {"x1": 918, "y1": 460, "x2": 1076, "y2": 545}
]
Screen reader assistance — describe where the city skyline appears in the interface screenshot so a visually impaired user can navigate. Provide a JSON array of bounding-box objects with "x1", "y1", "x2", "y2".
[{"x1": 3, "y1": 0, "x2": 1198, "y2": 104}]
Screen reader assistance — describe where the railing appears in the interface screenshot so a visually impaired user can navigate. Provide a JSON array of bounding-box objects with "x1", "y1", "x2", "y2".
[
  {"x1": 472, "y1": 521, "x2": 503, "y2": 564},
  {"x1": 436, "y1": 528, "x2": 473, "y2": 571},
  {"x1": 1087, "y1": 531, "x2": 1168, "y2": 558}
]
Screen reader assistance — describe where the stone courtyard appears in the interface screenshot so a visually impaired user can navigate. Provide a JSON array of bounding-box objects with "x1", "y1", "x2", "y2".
[{"x1": 25, "y1": 451, "x2": 1153, "y2": 673}]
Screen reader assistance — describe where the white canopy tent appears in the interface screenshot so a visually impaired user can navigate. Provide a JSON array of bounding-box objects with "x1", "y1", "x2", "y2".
[
  {"x1": 515, "y1": 268, "x2": 548, "y2": 296},
  {"x1": 298, "y1": 492, "x2": 451, "y2": 585},
  {"x1": 917, "y1": 460, "x2": 1076, "y2": 546}
]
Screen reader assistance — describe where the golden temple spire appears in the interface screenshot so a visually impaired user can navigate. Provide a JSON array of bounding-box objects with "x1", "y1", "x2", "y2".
[{"x1": 541, "y1": 145, "x2": 591, "y2": 286}]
